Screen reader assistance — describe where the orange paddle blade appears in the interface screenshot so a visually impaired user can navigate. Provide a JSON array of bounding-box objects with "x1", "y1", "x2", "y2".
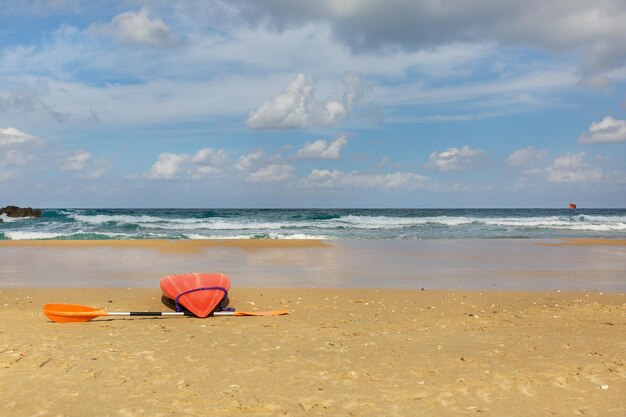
[
  {"x1": 232, "y1": 309, "x2": 290, "y2": 316},
  {"x1": 43, "y1": 303, "x2": 108, "y2": 323}
]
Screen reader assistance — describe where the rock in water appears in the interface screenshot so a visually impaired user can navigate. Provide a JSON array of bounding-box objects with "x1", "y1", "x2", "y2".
[{"x1": 0, "y1": 205, "x2": 42, "y2": 219}]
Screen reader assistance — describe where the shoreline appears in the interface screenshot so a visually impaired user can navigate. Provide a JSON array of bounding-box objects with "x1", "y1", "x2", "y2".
[
  {"x1": 0, "y1": 238, "x2": 330, "y2": 253},
  {"x1": 0, "y1": 237, "x2": 625, "y2": 249}
]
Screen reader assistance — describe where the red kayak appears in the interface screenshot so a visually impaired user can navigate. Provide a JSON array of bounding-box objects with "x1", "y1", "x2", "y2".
[{"x1": 160, "y1": 272, "x2": 231, "y2": 318}]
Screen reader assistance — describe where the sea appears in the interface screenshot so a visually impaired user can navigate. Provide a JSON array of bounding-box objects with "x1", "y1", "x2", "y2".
[{"x1": 1, "y1": 208, "x2": 625, "y2": 240}]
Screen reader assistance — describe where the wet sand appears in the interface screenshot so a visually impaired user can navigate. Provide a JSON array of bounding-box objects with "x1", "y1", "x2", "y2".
[
  {"x1": 0, "y1": 239, "x2": 625, "y2": 290},
  {"x1": 0, "y1": 238, "x2": 329, "y2": 253},
  {"x1": 0, "y1": 239, "x2": 625, "y2": 416},
  {"x1": 0, "y1": 288, "x2": 624, "y2": 416}
]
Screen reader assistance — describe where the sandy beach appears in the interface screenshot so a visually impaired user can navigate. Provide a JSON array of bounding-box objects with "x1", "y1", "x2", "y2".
[
  {"x1": 1, "y1": 239, "x2": 625, "y2": 416},
  {"x1": 1, "y1": 288, "x2": 625, "y2": 416}
]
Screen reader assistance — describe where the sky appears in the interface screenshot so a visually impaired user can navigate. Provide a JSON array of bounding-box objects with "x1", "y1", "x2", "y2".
[{"x1": 0, "y1": 0, "x2": 625, "y2": 208}]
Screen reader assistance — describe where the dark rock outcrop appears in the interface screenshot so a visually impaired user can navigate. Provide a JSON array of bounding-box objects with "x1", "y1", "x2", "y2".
[{"x1": 0, "y1": 206, "x2": 42, "y2": 221}]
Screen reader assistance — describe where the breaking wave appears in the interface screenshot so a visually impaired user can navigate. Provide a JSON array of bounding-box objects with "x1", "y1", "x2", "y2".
[{"x1": 1, "y1": 208, "x2": 625, "y2": 239}]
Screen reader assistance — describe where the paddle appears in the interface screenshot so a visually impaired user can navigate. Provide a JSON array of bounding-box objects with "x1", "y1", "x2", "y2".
[{"x1": 43, "y1": 303, "x2": 289, "y2": 323}]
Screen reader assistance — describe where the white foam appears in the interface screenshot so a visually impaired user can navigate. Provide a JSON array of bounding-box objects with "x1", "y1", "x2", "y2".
[
  {"x1": 144, "y1": 216, "x2": 473, "y2": 231},
  {"x1": 141, "y1": 220, "x2": 290, "y2": 230},
  {"x1": 4, "y1": 231, "x2": 66, "y2": 240},
  {"x1": 551, "y1": 224, "x2": 626, "y2": 231},
  {"x1": 185, "y1": 233, "x2": 329, "y2": 240},
  {"x1": 266, "y1": 232, "x2": 330, "y2": 239},
  {"x1": 2, "y1": 230, "x2": 168, "y2": 240},
  {"x1": 70, "y1": 213, "x2": 166, "y2": 225},
  {"x1": 0, "y1": 214, "x2": 29, "y2": 223},
  {"x1": 327, "y1": 214, "x2": 626, "y2": 231},
  {"x1": 186, "y1": 234, "x2": 250, "y2": 239},
  {"x1": 583, "y1": 214, "x2": 626, "y2": 223},
  {"x1": 329, "y1": 215, "x2": 475, "y2": 229},
  {"x1": 480, "y1": 216, "x2": 626, "y2": 231}
]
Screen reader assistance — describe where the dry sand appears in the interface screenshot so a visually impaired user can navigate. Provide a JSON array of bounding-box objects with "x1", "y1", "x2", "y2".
[
  {"x1": 0, "y1": 239, "x2": 625, "y2": 416},
  {"x1": 0, "y1": 288, "x2": 625, "y2": 417}
]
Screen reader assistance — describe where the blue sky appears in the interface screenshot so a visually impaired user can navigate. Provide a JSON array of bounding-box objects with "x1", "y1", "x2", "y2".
[{"x1": 1, "y1": 0, "x2": 625, "y2": 208}]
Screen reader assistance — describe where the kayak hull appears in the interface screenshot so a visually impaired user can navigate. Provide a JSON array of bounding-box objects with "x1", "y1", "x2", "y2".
[{"x1": 160, "y1": 272, "x2": 231, "y2": 318}]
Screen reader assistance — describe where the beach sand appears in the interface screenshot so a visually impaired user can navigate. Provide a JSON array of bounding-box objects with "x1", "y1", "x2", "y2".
[
  {"x1": 1, "y1": 239, "x2": 625, "y2": 416},
  {"x1": 1, "y1": 238, "x2": 625, "y2": 290},
  {"x1": 1, "y1": 288, "x2": 625, "y2": 416}
]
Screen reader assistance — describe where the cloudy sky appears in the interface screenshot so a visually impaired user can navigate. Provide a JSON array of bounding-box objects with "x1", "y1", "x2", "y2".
[{"x1": 1, "y1": 0, "x2": 625, "y2": 208}]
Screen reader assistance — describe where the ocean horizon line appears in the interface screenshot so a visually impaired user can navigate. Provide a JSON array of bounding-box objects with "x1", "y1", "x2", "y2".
[{"x1": 20, "y1": 206, "x2": 626, "y2": 210}]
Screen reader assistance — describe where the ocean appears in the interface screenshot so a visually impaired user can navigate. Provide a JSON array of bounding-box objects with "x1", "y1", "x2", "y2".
[{"x1": 1, "y1": 208, "x2": 625, "y2": 240}]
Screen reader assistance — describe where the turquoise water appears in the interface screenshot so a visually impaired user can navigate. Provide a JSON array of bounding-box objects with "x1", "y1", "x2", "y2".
[{"x1": 1, "y1": 208, "x2": 625, "y2": 240}]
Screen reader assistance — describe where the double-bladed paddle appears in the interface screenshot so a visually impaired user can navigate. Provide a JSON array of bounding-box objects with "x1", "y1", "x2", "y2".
[{"x1": 43, "y1": 303, "x2": 289, "y2": 323}]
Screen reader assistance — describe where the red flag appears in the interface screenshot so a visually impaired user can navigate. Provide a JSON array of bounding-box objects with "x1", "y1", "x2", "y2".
[{"x1": 569, "y1": 203, "x2": 577, "y2": 209}]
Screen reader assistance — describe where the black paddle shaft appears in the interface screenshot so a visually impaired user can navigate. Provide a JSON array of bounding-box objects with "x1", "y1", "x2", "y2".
[{"x1": 111, "y1": 311, "x2": 194, "y2": 317}]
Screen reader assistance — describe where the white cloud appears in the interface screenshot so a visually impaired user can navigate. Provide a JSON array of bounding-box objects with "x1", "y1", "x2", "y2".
[
  {"x1": 190, "y1": 148, "x2": 229, "y2": 165},
  {"x1": 147, "y1": 148, "x2": 229, "y2": 180},
  {"x1": 296, "y1": 134, "x2": 348, "y2": 159},
  {"x1": 545, "y1": 152, "x2": 603, "y2": 183},
  {"x1": 341, "y1": 72, "x2": 367, "y2": 110},
  {"x1": 247, "y1": 73, "x2": 366, "y2": 129},
  {"x1": 0, "y1": 127, "x2": 41, "y2": 146},
  {"x1": 0, "y1": 127, "x2": 45, "y2": 180},
  {"x1": 301, "y1": 169, "x2": 428, "y2": 189},
  {"x1": 0, "y1": 150, "x2": 36, "y2": 172},
  {"x1": 147, "y1": 152, "x2": 188, "y2": 180},
  {"x1": 234, "y1": 151, "x2": 292, "y2": 183},
  {"x1": 507, "y1": 147, "x2": 548, "y2": 167},
  {"x1": 79, "y1": 160, "x2": 109, "y2": 180},
  {"x1": 426, "y1": 146, "x2": 485, "y2": 171},
  {"x1": 234, "y1": 151, "x2": 266, "y2": 172},
  {"x1": 58, "y1": 150, "x2": 110, "y2": 179},
  {"x1": 190, "y1": 165, "x2": 222, "y2": 180},
  {"x1": 579, "y1": 116, "x2": 626, "y2": 144},
  {"x1": 188, "y1": 148, "x2": 229, "y2": 179},
  {"x1": 248, "y1": 164, "x2": 294, "y2": 183},
  {"x1": 60, "y1": 150, "x2": 91, "y2": 171},
  {"x1": 89, "y1": 7, "x2": 177, "y2": 47}
]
